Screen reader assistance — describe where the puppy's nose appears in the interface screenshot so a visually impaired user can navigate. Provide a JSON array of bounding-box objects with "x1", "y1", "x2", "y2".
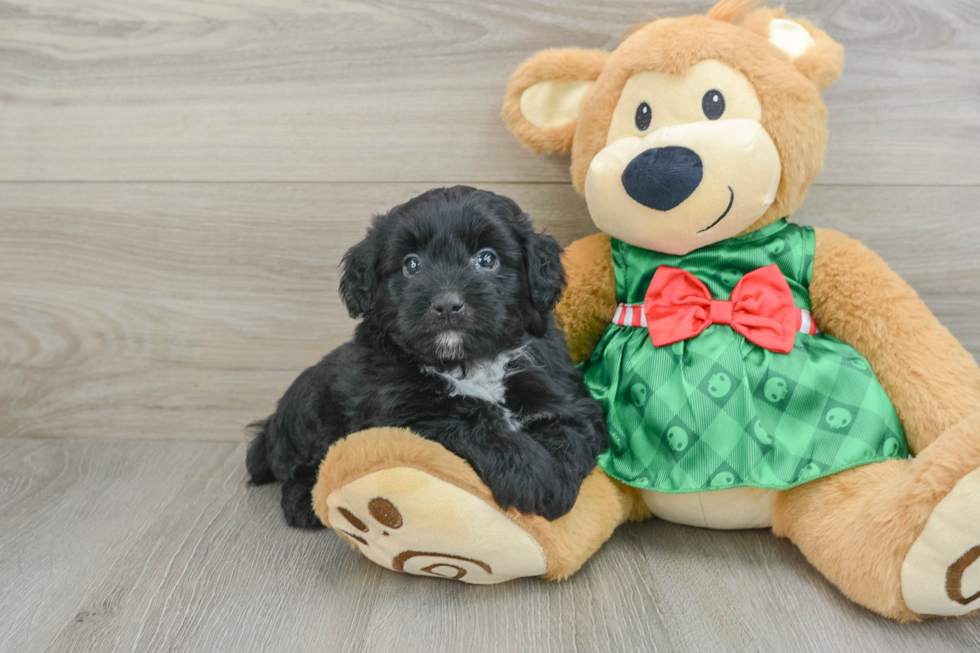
[
  {"x1": 621, "y1": 146, "x2": 703, "y2": 211},
  {"x1": 431, "y1": 292, "x2": 465, "y2": 317}
]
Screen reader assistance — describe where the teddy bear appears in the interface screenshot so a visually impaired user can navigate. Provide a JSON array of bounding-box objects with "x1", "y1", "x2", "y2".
[{"x1": 310, "y1": 0, "x2": 980, "y2": 621}]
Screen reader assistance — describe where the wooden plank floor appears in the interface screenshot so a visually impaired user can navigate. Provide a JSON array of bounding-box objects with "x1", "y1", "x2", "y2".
[
  {"x1": 3, "y1": 439, "x2": 980, "y2": 653},
  {"x1": 1, "y1": 1, "x2": 979, "y2": 651}
]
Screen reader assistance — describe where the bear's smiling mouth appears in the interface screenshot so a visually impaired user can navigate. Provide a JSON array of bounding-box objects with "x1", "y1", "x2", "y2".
[{"x1": 697, "y1": 186, "x2": 735, "y2": 233}]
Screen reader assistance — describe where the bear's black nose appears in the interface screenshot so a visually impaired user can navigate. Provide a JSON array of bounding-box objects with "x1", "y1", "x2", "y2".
[{"x1": 621, "y1": 146, "x2": 703, "y2": 211}]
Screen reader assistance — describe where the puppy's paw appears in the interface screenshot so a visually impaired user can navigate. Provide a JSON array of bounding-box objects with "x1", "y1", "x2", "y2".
[
  {"x1": 537, "y1": 481, "x2": 581, "y2": 521},
  {"x1": 491, "y1": 473, "x2": 578, "y2": 521},
  {"x1": 281, "y1": 479, "x2": 326, "y2": 529},
  {"x1": 284, "y1": 505, "x2": 326, "y2": 529}
]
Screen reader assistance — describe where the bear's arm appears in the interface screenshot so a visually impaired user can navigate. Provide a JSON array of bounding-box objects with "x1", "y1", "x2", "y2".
[
  {"x1": 555, "y1": 233, "x2": 618, "y2": 365},
  {"x1": 810, "y1": 227, "x2": 980, "y2": 453}
]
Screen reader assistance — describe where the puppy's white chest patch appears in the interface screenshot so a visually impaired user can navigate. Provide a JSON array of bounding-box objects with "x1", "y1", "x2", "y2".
[{"x1": 423, "y1": 348, "x2": 527, "y2": 427}]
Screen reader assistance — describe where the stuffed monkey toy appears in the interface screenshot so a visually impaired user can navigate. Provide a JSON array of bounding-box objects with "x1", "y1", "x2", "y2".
[{"x1": 311, "y1": 0, "x2": 980, "y2": 621}]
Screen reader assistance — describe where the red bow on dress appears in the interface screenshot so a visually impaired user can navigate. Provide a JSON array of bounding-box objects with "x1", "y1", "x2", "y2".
[{"x1": 643, "y1": 264, "x2": 801, "y2": 354}]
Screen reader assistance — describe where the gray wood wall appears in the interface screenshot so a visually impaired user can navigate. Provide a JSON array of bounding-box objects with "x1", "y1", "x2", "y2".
[{"x1": 2, "y1": 0, "x2": 978, "y2": 443}]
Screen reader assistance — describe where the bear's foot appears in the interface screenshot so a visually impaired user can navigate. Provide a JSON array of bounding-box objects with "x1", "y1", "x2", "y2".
[
  {"x1": 311, "y1": 427, "x2": 636, "y2": 584},
  {"x1": 772, "y1": 412, "x2": 980, "y2": 620},
  {"x1": 320, "y1": 464, "x2": 547, "y2": 584},
  {"x1": 902, "y1": 466, "x2": 980, "y2": 617}
]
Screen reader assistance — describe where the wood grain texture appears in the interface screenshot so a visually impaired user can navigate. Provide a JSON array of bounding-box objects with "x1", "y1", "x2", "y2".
[
  {"x1": 1, "y1": 0, "x2": 978, "y2": 184},
  {"x1": 1, "y1": 182, "x2": 977, "y2": 442},
  {"x1": 0, "y1": 438, "x2": 235, "y2": 653},
  {"x1": 0, "y1": 181, "x2": 593, "y2": 441},
  {"x1": 0, "y1": 438, "x2": 976, "y2": 653}
]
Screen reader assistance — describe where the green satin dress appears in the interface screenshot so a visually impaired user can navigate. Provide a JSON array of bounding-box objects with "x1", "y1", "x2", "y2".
[{"x1": 581, "y1": 219, "x2": 908, "y2": 494}]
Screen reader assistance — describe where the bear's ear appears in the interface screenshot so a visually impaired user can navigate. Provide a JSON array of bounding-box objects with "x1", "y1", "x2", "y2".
[
  {"x1": 502, "y1": 48, "x2": 608, "y2": 154},
  {"x1": 744, "y1": 9, "x2": 844, "y2": 91}
]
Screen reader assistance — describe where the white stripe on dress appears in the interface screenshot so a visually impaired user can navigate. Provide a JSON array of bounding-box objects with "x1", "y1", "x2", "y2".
[
  {"x1": 613, "y1": 304, "x2": 624, "y2": 325},
  {"x1": 799, "y1": 310, "x2": 812, "y2": 335}
]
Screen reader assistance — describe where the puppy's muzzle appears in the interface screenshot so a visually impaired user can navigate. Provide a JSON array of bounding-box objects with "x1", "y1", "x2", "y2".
[{"x1": 430, "y1": 291, "x2": 466, "y2": 324}]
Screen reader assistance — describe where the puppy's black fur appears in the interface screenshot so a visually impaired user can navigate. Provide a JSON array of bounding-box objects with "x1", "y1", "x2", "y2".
[{"x1": 247, "y1": 186, "x2": 608, "y2": 526}]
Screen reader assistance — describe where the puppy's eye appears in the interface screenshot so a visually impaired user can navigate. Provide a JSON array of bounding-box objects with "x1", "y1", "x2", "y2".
[
  {"x1": 635, "y1": 102, "x2": 652, "y2": 131},
  {"x1": 474, "y1": 248, "x2": 499, "y2": 272},
  {"x1": 402, "y1": 254, "x2": 422, "y2": 277},
  {"x1": 702, "y1": 90, "x2": 725, "y2": 120}
]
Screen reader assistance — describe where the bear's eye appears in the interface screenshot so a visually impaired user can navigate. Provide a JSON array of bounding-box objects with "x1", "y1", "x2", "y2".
[
  {"x1": 402, "y1": 254, "x2": 421, "y2": 276},
  {"x1": 635, "y1": 102, "x2": 652, "y2": 131},
  {"x1": 702, "y1": 90, "x2": 725, "y2": 120},
  {"x1": 474, "y1": 248, "x2": 499, "y2": 272}
]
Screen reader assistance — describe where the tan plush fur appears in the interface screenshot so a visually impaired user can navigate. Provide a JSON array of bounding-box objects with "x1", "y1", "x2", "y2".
[
  {"x1": 502, "y1": 48, "x2": 609, "y2": 155},
  {"x1": 739, "y1": 7, "x2": 845, "y2": 92},
  {"x1": 705, "y1": 0, "x2": 759, "y2": 23},
  {"x1": 555, "y1": 233, "x2": 618, "y2": 365}
]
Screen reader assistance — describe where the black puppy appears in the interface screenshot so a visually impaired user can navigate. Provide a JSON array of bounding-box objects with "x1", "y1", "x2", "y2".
[{"x1": 247, "y1": 186, "x2": 608, "y2": 526}]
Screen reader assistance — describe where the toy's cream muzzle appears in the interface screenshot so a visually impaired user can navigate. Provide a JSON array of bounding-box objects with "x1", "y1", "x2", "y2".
[{"x1": 585, "y1": 119, "x2": 781, "y2": 256}]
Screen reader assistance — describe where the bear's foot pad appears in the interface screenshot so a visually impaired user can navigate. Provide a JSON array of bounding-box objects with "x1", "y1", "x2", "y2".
[
  {"x1": 326, "y1": 466, "x2": 547, "y2": 584},
  {"x1": 902, "y1": 466, "x2": 980, "y2": 616}
]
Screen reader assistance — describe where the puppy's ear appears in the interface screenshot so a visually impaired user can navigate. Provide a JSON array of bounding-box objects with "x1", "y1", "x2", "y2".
[
  {"x1": 339, "y1": 220, "x2": 382, "y2": 318},
  {"x1": 526, "y1": 229, "x2": 565, "y2": 314},
  {"x1": 514, "y1": 213, "x2": 566, "y2": 334}
]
